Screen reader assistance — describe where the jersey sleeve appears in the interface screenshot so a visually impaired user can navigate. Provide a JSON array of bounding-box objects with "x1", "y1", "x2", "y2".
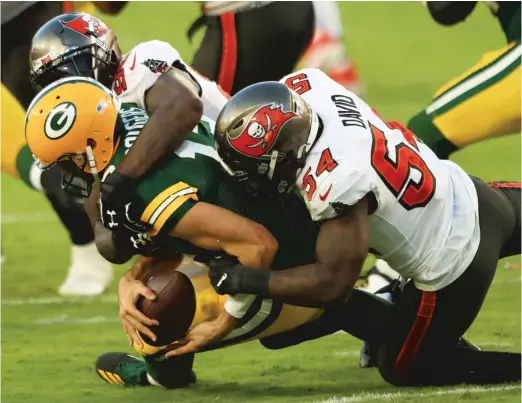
[
  {"x1": 115, "y1": 40, "x2": 182, "y2": 109},
  {"x1": 299, "y1": 163, "x2": 379, "y2": 222},
  {"x1": 137, "y1": 180, "x2": 199, "y2": 237},
  {"x1": 224, "y1": 294, "x2": 257, "y2": 319}
]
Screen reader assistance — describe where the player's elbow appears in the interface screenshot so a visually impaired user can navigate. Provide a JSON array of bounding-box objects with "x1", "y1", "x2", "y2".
[
  {"x1": 244, "y1": 224, "x2": 279, "y2": 269},
  {"x1": 169, "y1": 92, "x2": 203, "y2": 131}
]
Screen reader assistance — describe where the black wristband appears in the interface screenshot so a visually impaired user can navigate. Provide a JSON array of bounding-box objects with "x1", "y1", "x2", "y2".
[{"x1": 236, "y1": 266, "x2": 271, "y2": 298}]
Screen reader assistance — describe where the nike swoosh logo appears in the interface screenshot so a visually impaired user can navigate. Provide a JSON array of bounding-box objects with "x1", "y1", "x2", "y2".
[
  {"x1": 129, "y1": 53, "x2": 137, "y2": 71},
  {"x1": 216, "y1": 273, "x2": 228, "y2": 287},
  {"x1": 319, "y1": 184, "x2": 333, "y2": 201}
]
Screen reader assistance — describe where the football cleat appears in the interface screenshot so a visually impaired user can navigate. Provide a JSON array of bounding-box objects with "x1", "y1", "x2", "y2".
[{"x1": 95, "y1": 352, "x2": 149, "y2": 387}]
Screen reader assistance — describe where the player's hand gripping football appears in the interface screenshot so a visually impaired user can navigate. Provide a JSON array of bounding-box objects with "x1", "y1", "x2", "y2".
[
  {"x1": 99, "y1": 171, "x2": 152, "y2": 233},
  {"x1": 163, "y1": 312, "x2": 237, "y2": 357},
  {"x1": 118, "y1": 268, "x2": 159, "y2": 348}
]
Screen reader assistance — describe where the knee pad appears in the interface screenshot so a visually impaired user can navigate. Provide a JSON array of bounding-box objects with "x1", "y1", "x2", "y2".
[{"x1": 376, "y1": 344, "x2": 414, "y2": 386}]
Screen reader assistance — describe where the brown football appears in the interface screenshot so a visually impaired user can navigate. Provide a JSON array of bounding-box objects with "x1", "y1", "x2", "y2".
[{"x1": 136, "y1": 270, "x2": 196, "y2": 346}]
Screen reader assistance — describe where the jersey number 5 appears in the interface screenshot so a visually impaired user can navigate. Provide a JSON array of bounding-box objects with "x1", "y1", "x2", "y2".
[
  {"x1": 369, "y1": 121, "x2": 436, "y2": 210},
  {"x1": 285, "y1": 73, "x2": 311, "y2": 95}
]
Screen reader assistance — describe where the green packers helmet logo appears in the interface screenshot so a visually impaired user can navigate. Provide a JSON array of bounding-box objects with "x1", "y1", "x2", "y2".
[{"x1": 44, "y1": 102, "x2": 77, "y2": 140}]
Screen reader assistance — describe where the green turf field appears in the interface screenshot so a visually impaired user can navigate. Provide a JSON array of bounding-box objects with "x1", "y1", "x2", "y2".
[{"x1": 2, "y1": 2, "x2": 521, "y2": 402}]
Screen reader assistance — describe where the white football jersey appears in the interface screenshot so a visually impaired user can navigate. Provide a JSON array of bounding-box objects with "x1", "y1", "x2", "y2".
[
  {"x1": 281, "y1": 69, "x2": 480, "y2": 291},
  {"x1": 112, "y1": 40, "x2": 228, "y2": 121}
]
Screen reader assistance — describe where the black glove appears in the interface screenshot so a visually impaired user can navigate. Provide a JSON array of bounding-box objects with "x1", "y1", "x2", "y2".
[
  {"x1": 208, "y1": 256, "x2": 244, "y2": 295},
  {"x1": 99, "y1": 172, "x2": 151, "y2": 233},
  {"x1": 112, "y1": 229, "x2": 160, "y2": 257},
  {"x1": 208, "y1": 257, "x2": 271, "y2": 297}
]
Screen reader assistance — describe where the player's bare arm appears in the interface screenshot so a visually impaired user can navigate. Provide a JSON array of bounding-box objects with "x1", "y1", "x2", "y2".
[
  {"x1": 114, "y1": 68, "x2": 203, "y2": 179},
  {"x1": 168, "y1": 202, "x2": 279, "y2": 269},
  {"x1": 211, "y1": 196, "x2": 371, "y2": 308}
]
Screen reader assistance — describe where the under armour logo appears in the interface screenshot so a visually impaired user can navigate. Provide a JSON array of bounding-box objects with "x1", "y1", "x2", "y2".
[
  {"x1": 125, "y1": 203, "x2": 134, "y2": 223},
  {"x1": 106, "y1": 210, "x2": 118, "y2": 228},
  {"x1": 216, "y1": 273, "x2": 228, "y2": 287},
  {"x1": 130, "y1": 233, "x2": 149, "y2": 250}
]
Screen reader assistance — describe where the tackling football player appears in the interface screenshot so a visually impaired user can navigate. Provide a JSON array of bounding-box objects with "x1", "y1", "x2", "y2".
[
  {"x1": 191, "y1": 69, "x2": 521, "y2": 386},
  {"x1": 23, "y1": 76, "x2": 393, "y2": 367},
  {"x1": 30, "y1": 12, "x2": 223, "y2": 238}
]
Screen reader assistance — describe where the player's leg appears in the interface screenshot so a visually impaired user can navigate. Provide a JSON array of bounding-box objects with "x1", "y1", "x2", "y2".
[
  {"x1": 298, "y1": 1, "x2": 363, "y2": 94},
  {"x1": 1, "y1": 1, "x2": 113, "y2": 295},
  {"x1": 409, "y1": 42, "x2": 521, "y2": 159},
  {"x1": 192, "y1": 2, "x2": 315, "y2": 95},
  {"x1": 376, "y1": 177, "x2": 521, "y2": 386},
  {"x1": 260, "y1": 288, "x2": 396, "y2": 350}
]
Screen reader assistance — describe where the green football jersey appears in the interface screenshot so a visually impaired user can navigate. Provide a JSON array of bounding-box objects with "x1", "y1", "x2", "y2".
[{"x1": 105, "y1": 103, "x2": 319, "y2": 269}]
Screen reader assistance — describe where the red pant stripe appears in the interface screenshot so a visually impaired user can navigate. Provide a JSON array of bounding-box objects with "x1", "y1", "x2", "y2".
[
  {"x1": 217, "y1": 13, "x2": 238, "y2": 95},
  {"x1": 394, "y1": 291, "x2": 437, "y2": 378}
]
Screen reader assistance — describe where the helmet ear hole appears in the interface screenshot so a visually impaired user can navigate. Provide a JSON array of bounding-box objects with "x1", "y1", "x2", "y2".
[
  {"x1": 232, "y1": 119, "x2": 244, "y2": 131},
  {"x1": 87, "y1": 139, "x2": 97, "y2": 149}
]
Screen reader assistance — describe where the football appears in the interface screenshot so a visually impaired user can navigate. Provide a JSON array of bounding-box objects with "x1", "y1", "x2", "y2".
[{"x1": 136, "y1": 269, "x2": 196, "y2": 346}]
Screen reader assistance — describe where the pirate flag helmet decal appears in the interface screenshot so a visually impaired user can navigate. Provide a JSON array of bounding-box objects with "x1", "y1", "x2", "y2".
[
  {"x1": 229, "y1": 103, "x2": 297, "y2": 158},
  {"x1": 29, "y1": 13, "x2": 121, "y2": 91},
  {"x1": 215, "y1": 81, "x2": 319, "y2": 194}
]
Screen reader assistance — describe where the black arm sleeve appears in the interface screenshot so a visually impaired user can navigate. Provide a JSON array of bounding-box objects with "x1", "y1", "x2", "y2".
[{"x1": 426, "y1": 1, "x2": 478, "y2": 26}]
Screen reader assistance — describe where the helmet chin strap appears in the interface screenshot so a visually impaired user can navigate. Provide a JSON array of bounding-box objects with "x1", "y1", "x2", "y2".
[
  {"x1": 85, "y1": 145, "x2": 100, "y2": 183},
  {"x1": 267, "y1": 150, "x2": 279, "y2": 180}
]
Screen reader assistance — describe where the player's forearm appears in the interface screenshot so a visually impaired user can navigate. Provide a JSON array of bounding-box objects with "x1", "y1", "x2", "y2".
[
  {"x1": 229, "y1": 261, "x2": 361, "y2": 308},
  {"x1": 115, "y1": 74, "x2": 203, "y2": 179}
]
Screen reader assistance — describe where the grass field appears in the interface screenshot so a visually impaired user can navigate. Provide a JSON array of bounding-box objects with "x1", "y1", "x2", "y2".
[{"x1": 2, "y1": 2, "x2": 521, "y2": 402}]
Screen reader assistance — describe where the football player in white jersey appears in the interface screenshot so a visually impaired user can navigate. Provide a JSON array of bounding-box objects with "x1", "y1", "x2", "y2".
[
  {"x1": 181, "y1": 68, "x2": 521, "y2": 386},
  {"x1": 29, "y1": 12, "x2": 230, "y2": 247}
]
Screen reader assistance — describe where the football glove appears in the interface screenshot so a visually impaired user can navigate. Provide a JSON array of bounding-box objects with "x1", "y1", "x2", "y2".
[{"x1": 99, "y1": 172, "x2": 151, "y2": 233}]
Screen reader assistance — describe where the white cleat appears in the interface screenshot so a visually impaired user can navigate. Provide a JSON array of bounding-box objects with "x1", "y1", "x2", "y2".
[{"x1": 58, "y1": 242, "x2": 113, "y2": 297}]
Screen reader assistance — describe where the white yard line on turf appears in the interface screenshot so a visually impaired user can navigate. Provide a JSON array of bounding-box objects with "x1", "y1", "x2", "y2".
[
  {"x1": 2, "y1": 295, "x2": 118, "y2": 305},
  {"x1": 476, "y1": 341, "x2": 514, "y2": 347},
  {"x1": 309, "y1": 384, "x2": 520, "y2": 403},
  {"x1": 2, "y1": 212, "x2": 55, "y2": 224},
  {"x1": 333, "y1": 351, "x2": 361, "y2": 357},
  {"x1": 34, "y1": 315, "x2": 120, "y2": 325}
]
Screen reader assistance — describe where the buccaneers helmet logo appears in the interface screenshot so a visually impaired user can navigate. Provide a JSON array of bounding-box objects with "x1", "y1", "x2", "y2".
[
  {"x1": 60, "y1": 15, "x2": 108, "y2": 38},
  {"x1": 230, "y1": 103, "x2": 297, "y2": 157}
]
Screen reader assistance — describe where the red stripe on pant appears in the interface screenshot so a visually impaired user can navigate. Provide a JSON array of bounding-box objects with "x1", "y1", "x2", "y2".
[
  {"x1": 488, "y1": 182, "x2": 522, "y2": 189},
  {"x1": 218, "y1": 13, "x2": 238, "y2": 95},
  {"x1": 394, "y1": 291, "x2": 437, "y2": 379},
  {"x1": 62, "y1": 1, "x2": 73, "y2": 13}
]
